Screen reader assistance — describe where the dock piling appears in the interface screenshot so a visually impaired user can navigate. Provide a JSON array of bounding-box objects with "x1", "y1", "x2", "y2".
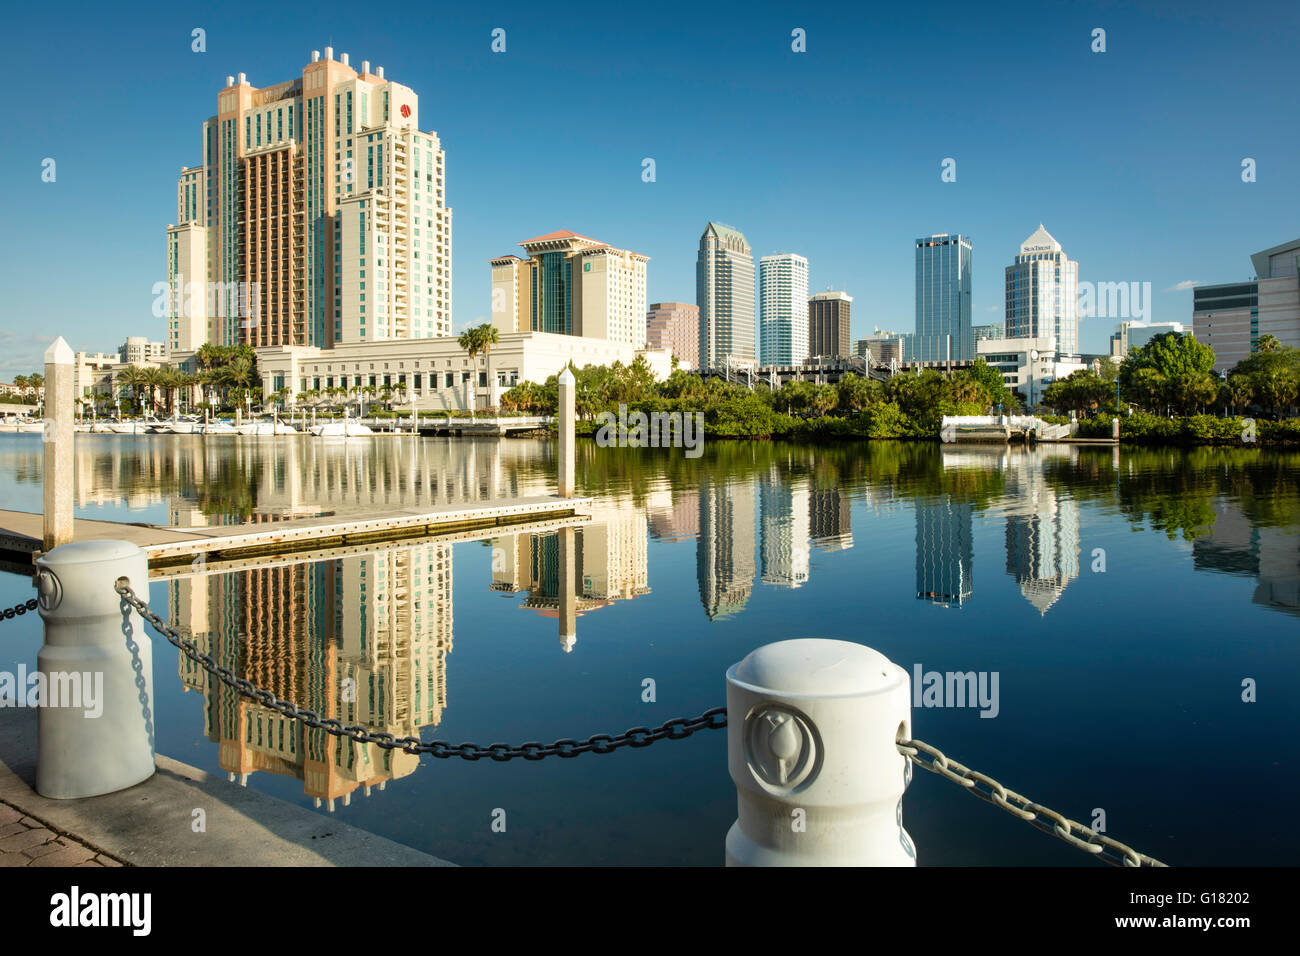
[
  {"x1": 558, "y1": 366, "x2": 575, "y2": 498},
  {"x1": 42, "y1": 337, "x2": 75, "y2": 551}
]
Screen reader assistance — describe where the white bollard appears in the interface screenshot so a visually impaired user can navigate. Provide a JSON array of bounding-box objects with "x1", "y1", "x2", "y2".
[
  {"x1": 1112, "y1": 417, "x2": 1120, "y2": 440},
  {"x1": 35, "y1": 540, "x2": 155, "y2": 798},
  {"x1": 725, "y1": 638, "x2": 915, "y2": 866},
  {"x1": 557, "y1": 366, "x2": 575, "y2": 498}
]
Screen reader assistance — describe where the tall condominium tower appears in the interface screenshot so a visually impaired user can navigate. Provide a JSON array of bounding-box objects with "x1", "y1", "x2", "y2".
[
  {"x1": 489, "y1": 230, "x2": 648, "y2": 347},
  {"x1": 1004, "y1": 224, "x2": 1078, "y2": 359},
  {"x1": 808, "y1": 290, "x2": 853, "y2": 359},
  {"x1": 758, "y1": 253, "x2": 810, "y2": 366},
  {"x1": 166, "y1": 48, "x2": 453, "y2": 352},
  {"x1": 646, "y1": 302, "x2": 699, "y2": 369},
  {"x1": 697, "y1": 222, "x2": 755, "y2": 369},
  {"x1": 910, "y1": 234, "x2": 973, "y2": 363}
]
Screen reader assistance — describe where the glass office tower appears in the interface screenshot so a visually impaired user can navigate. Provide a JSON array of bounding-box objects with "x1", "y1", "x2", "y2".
[{"x1": 911, "y1": 234, "x2": 973, "y2": 363}]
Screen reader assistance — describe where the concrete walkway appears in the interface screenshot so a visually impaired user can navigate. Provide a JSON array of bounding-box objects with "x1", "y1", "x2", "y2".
[{"x1": 0, "y1": 708, "x2": 454, "y2": 866}]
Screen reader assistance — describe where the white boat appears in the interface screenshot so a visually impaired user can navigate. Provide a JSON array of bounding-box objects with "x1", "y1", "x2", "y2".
[
  {"x1": 159, "y1": 417, "x2": 203, "y2": 434},
  {"x1": 200, "y1": 421, "x2": 238, "y2": 435},
  {"x1": 235, "y1": 420, "x2": 300, "y2": 436},
  {"x1": 16, "y1": 421, "x2": 45, "y2": 434},
  {"x1": 310, "y1": 421, "x2": 374, "y2": 438},
  {"x1": 107, "y1": 420, "x2": 150, "y2": 434}
]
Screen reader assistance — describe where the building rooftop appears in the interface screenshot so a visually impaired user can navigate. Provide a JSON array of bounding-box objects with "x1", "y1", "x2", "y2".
[
  {"x1": 1250, "y1": 237, "x2": 1300, "y2": 280},
  {"x1": 1019, "y1": 223, "x2": 1062, "y2": 255},
  {"x1": 702, "y1": 221, "x2": 749, "y2": 244},
  {"x1": 519, "y1": 229, "x2": 599, "y2": 246}
]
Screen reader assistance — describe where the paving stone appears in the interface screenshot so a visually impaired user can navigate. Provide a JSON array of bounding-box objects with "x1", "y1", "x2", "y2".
[
  {"x1": 19, "y1": 817, "x2": 42, "y2": 827},
  {"x1": 96, "y1": 856, "x2": 123, "y2": 867},
  {"x1": 0, "y1": 828, "x2": 55, "y2": 853},
  {"x1": 0, "y1": 851, "x2": 31, "y2": 867},
  {"x1": 0, "y1": 806, "x2": 23, "y2": 826},
  {"x1": 0, "y1": 822, "x2": 30, "y2": 839},
  {"x1": 22, "y1": 842, "x2": 65, "y2": 860},
  {"x1": 29, "y1": 845, "x2": 95, "y2": 867},
  {"x1": 74, "y1": 861, "x2": 103, "y2": 867}
]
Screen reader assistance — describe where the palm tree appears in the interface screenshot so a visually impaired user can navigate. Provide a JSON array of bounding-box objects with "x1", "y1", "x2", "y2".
[
  {"x1": 157, "y1": 367, "x2": 184, "y2": 416},
  {"x1": 116, "y1": 366, "x2": 149, "y2": 415},
  {"x1": 459, "y1": 323, "x2": 501, "y2": 417}
]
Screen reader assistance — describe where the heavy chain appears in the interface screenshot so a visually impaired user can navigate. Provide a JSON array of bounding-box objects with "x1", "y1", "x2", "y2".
[
  {"x1": 897, "y1": 735, "x2": 1166, "y2": 867},
  {"x1": 114, "y1": 579, "x2": 726, "y2": 760},
  {"x1": 1, "y1": 598, "x2": 38, "y2": 622},
  {"x1": 114, "y1": 578, "x2": 1167, "y2": 863}
]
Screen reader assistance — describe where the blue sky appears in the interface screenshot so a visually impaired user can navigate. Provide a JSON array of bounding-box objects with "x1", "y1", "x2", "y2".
[{"x1": 2, "y1": 0, "x2": 1297, "y2": 378}]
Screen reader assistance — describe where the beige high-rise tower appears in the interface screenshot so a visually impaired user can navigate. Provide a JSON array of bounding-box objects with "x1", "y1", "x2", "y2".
[
  {"x1": 489, "y1": 231, "x2": 648, "y2": 347},
  {"x1": 167, "y1": 48, "x2": 452, "y2": 351}
]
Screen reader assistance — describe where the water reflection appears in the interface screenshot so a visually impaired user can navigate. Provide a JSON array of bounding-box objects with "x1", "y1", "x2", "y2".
[
  {"x1": 29, "y1": 433, "x2": 1274, "y2": 814},
  {"x1": 6, "y1": 436, "x2": 1295, "y2": 625},
  {"x1": 170, "y1": 542, "x2": 453, "y2": 809}
]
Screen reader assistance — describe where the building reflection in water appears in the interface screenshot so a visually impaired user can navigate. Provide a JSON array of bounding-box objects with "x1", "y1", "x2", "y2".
[
  {"x1": 1002, "y1": 452, "x2": 1081, "y2": 616},
  {"x1": 488, "y1": 500, "x2": 650, "y2": 652},
  {"x1": 698, "y1": 477, "x2": 757, "y2": 620},
  {"x1": 168, "y1": 541, "x2": 453, "y2": 811},
  {"x1": 915, "y1": 494, "x2": 974, "y2": 608},
  {"x1": 760, "y1": 471, "x2": 811, "y2": 588},
  {"x1": 1194, "y1": 496, "x2": 1300, "y2": 617}
]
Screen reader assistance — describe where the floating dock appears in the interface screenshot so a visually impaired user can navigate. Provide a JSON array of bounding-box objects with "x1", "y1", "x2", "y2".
[{"x1": 0, "y1": 496, "x2": 591, "y2": 577}]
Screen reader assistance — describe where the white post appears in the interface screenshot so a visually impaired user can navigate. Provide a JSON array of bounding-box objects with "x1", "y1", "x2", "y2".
[
  {"x1": 558, "y1": 525, "x2": 576, "y2": 653},
  {"x1": 557, "y1": 366, "x2": 575, "y2": 498},
  {"x1": 43, "y1": 337, "x2": 75, "y2": 551},
  {"x1": 725, "y1": 638, "x2": 915, "y2": 866},
  {"x1": 1112, "y1": 417, "x2": 1120, "y2": 440},
  {"x1": 35, "y1": 540, "x2": 155, "y2": 798}
]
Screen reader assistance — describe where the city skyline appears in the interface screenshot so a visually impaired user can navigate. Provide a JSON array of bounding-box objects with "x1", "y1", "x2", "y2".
[{"x1": 5, "y1": 1, "x2": 1300, "y2": 380}]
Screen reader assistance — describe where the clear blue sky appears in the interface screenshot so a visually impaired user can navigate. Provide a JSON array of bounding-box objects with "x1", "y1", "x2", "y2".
[{"x1": 2, "y1": 0, "x2": 1297, "y2": 378}]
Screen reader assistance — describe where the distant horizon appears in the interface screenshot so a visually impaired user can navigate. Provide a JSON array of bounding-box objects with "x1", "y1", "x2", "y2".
[{"x1": 3, "y1": 0, "x2": 1297, "y2": 378}]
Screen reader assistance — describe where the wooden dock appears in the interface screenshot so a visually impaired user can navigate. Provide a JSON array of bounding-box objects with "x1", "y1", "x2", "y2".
[{"x1": 0, "y1": 496, "x2": 591, "y2": 576}]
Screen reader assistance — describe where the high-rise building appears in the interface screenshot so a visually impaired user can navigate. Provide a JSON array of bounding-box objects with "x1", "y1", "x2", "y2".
[
  {"x1": 490, "y1": 231, "x2": 648, "y2": 348},
  {"x1": 119, "y1": 337, "x2": 166, "y2": 365},
  {"x1": 1004, "y1": 224, "x2": 1078, "y2": 359},
  {"x1": 808, "y1": 291, "x2": 852, "y2": 359},
  {"x1": 759, "y1": 254, "x2": 810, "y2": 366},
  {"x1": 1193, "y1": 238, "x2": 1300, "y2": 372},
  {"x1": 167, "y1": 49, "x2": 453, "y2": 351},
  {"x1": 697, "y1": 222, "x2": 755, "y2": 369},
  {"x1": 1108, "y1": 321, "x2": 1187, "y2": 358},
  {"x1": 646, "y1": 302, "x2": 699, "y2": 368},
  {"x1": 910, "y1": 234, "x2": 973, "y2": 363},
  {"x1": 856, "y1": 331, "x2": 905, "y2": 367}
]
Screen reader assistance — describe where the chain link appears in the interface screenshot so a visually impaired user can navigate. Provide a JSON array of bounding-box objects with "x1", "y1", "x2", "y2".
[
  {"x1": 114, "y1": 579, "x2": 726, "y2": 760},
  {"x1": 1, "y1": 598, "x2": 39, "y2": 623},
  {"x1": 115, "y1": 577, "x2": 1167, "y2": 865},
  {"x1": 897, "y1": 735, "x2": 1166, "y2": 867}
]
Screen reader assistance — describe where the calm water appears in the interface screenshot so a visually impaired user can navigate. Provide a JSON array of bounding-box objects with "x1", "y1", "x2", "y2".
[{"x1": 1, "y1": 434, "x2": 1297, "y2": 866}]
